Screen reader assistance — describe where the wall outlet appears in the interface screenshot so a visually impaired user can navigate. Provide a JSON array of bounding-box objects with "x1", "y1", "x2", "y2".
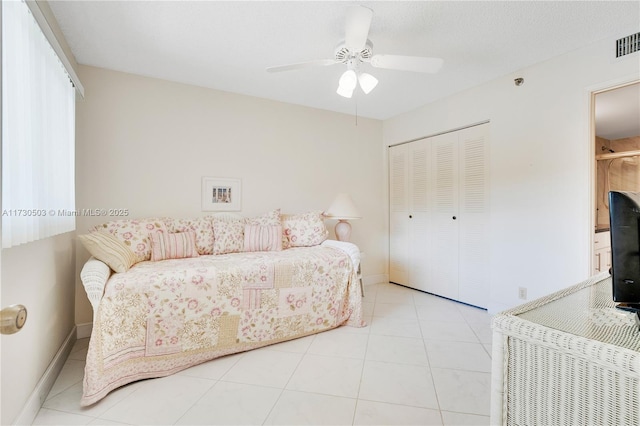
[{"x1": 518, "y1": 287, "x2": 528, "y2": 300}]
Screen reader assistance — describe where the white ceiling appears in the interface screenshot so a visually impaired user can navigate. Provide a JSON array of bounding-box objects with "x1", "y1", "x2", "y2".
[
  {"x1": 595, "y1": 83, "x2": 640, "y2": 140},
  {"x1": 49, "y1": 1, "x2": 640, "y2": 120}
]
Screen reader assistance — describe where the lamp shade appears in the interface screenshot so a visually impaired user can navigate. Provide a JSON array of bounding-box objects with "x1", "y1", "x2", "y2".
[
  {"x1": 337, "y1": 70, "x2": 357, "y2": 98},
  {"x1": 358, "y1": 72, "x2": 378, "y2": 94},
  {"x1": 338, "y1": 70, "x2": 357, "y2": 91},
  {"x1": 336, "y1": 84, "x2": 354, "y2": 98},
  {"x1": 324, "y1": 193, "x2": 361, "y2": 220}
]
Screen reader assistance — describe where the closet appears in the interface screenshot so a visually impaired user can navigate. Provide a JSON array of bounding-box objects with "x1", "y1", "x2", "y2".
[{"x1": 389, "y1": 123, "x2": 490, "y2": 308}]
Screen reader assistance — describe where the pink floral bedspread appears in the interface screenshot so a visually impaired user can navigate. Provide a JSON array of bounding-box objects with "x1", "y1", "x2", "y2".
[{"x1": 82, "y1": 246, "x2": 363, "y2": 406}]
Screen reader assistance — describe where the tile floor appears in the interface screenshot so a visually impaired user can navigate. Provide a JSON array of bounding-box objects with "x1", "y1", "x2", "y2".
[{"x1": 32, "y1": 282, "x2": 494, "y2": 425}]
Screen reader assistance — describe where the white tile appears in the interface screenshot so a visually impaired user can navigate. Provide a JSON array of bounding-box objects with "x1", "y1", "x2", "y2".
[
  {"x1": 286, "y1": 354, "x2": 363, "y2": 398},
  {"x1": 469, "y1": 322, "x2": 494, "y2": 344},
  {"x1": 361, "y1": 284, "x2": 380, "y2": 302},
  {"x1": 361, "y1": 315, "x2": 373, "y2": 330},
  {"x1": 375, "y1": 286, "x2": 416, "y2": 305},
  {"x1": 373, "y1": 283, "x2": 402, "y2": 293},
  {"x1": 68, "y1": 346, "x2": 89, "y2": 361},
  {"x1": 358, "y1": 361, "x2": 438, "y2": 409},
  {"x1": 307, "y1": 329, "x2": 369, "y2": 359},
  {"x1": 457, "y1": 304, "x2": 493, "y2": 325},
  {"x1": 69, "y1": 339, "x2": 90, "y2": 361},
  {"x1": 87, "y1": 419, "x2": 130, "y2": 425},
  {"x1": 482, "y1": 343, "x2": 492, "y2": 357},
  {"x1": 31, "y1": 408, "x2": 93, "y2": 425},
  {"x1": 266, "y1": 334, "x2": 317, "y2": 353},
  {"x1": 441, "y1": 410, "x2": 490, "y2": 426},
  {"x1": 431, "y1": 368, "x2": 491, "y2": 416},
  {"x1": 332, "y1": 320, "x2": 371, "y2": 335},
  {"x1": 420, "y1": 320, "x2": 480, "y2": 343},
  {"x1": 365, "y1": 334, "x2": 429, "y2": 366},
  {"x1": 264, "y1": 390, "x2": 356, "y2": 425},
  {"x1": 362, "y1": 301, "x2": 375, "y2": 317},
  {"x1": 415, "y1": 303, "x2": 467, "y2": 323},
  {"x1": 369, "y1": 317, "x2": 422, "y2": 338},
  {"x1": 98, "y1": 374, "x2": 215, "y2": 425},
  {"x1": 42, "y1": 381, "x2": 140, "y2": 418},
  {"x1": 46, "y1": 360, "x2": 86, "y2": 400},
  {"x1": 176, "y1": 381, "x2": 281, "y2": 425},
  {"x1": 221, "y1": 348, "x2": 301, "y2": 388},
  {"x1": 373, "y1": 302, "x2": 418, "y2": 319},
  {"x1": 425, "y1": 341, "x2": 491, "y2": 372},
  {"x1": 72, "y1": 338, "x2": 90, "y2": 351},
  {"x1": 177, "y1": 352, "x2": 244, "y2": 380},
  {"x1": 413, "y1": 292, "x2": 458, "y2": 308},
  {"x1": 353, "y1": 399, "x2": 443, "y2": 425}
]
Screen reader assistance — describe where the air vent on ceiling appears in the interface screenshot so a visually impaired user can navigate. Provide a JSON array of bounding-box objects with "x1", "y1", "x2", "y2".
[{"x1": 616, "y1": 32, "x2": 640, "y2": 58}]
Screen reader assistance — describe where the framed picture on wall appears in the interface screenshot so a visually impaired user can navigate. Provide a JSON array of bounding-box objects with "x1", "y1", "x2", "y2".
[{"x1": 201, "y1": 177, "x2": 242, "y2": 211}]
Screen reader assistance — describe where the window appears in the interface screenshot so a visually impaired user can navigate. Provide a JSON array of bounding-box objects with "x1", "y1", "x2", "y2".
[{"x1": 2, "y1": 0, "x2": 76, "y2": 248}]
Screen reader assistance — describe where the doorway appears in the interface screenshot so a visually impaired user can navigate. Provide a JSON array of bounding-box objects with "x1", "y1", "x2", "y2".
[{"x1": 592, "y1": 81, "x2": 640, "y2": 274}]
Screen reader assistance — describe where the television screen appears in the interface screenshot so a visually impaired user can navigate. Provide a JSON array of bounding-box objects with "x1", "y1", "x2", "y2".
[{"x1": 608, "y1": 191, "x2": 640, "y2": 327}]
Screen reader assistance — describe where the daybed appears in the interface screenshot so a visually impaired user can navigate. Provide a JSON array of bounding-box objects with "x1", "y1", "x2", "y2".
[{"x1": 78, "y1": 210, "x2": 364, "y2": 406}]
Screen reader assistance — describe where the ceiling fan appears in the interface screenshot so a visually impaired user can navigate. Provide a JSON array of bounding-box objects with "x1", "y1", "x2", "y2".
[{"x1": 266, "y1": 5, "x2": 443, "y2": 98}]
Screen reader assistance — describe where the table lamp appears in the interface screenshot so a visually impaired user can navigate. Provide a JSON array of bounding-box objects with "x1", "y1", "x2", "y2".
[{"x1": 324, "y1": 193, "x2": 361, "y2": 242}]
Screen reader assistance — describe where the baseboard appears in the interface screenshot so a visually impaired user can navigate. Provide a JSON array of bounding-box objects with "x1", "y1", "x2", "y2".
[
  {"x1": 76, "y1": 322, "x2": 93, "y2": 339},
  {"x1": 14, "y1": 326, "x2": 76, "y2": 426},
  {"x1": 363, "y1": 273, "x2": 388, "y2": 286}
]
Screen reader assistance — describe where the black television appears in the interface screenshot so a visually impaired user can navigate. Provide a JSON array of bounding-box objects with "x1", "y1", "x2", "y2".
[{"x1": 608, "y1": 190, "x2": 640, "y2": 329}]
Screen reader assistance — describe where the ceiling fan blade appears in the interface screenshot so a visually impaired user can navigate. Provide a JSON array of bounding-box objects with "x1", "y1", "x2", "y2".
[
  {"x1": 370, "y1": 55, "x2": 444, "y2": 73},
  {"x1": 266, "y1": 59, "x2": 339, "y2": 73},
  {"x1": 345, "y1": 6, "x2": 373, "y2": 52}
]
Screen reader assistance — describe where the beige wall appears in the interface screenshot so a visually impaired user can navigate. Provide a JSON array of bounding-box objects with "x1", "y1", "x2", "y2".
[
  {"x1": 1, "y1": 2, "x2": 78, "y2": 424},
  {"x1": 74, "y1": 65, "x2": 385, "y2": 325},
  {"x1": 384, "y1": 32, "x2": 640, "y2": 313},
  {"x1": 1, "y1": 235, "x2": 76, "y2": 424}
]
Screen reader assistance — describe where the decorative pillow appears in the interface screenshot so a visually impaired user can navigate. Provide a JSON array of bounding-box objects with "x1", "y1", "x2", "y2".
[
  {"x1": 281, "y1": 210, "x2": 329, "y2": 248},
  {"x1": 212, "y1": 217, "x2": 246, "y2": 255},
  {"x1": 165, "y1": 217, "x2": 214, "y2": 255},
  {"x1": 91, "y1": 218, "x2": 168, "y2": 262},
  {"x1": 243, "y1": 225, "x2": 283, "y2": 252},
  {"x1": 247, "y1": 208, "x2": 281, "y2": 226},
  {"x1": 78, "y1": 231, "x2": 138, "y2": 273},
  {"x1": 149, "y1": 230, "x2": 199, "y2": 261}
]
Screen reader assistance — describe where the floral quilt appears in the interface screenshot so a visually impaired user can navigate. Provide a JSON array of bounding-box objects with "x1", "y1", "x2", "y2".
[{"x1": 81, "y1": 246, "x2": 363, "y2": 406}]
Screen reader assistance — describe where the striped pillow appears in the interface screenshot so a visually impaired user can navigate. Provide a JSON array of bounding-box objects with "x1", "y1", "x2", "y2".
[
  {"x1": 78, "y1": 231, "x2": 139, "y2": 273},
  {"x1": 149, "y1": 230, "x2": 199, "y2": 261},
  {"x1": 243, "y1": 225, "x2": 283, "y2": 252}
]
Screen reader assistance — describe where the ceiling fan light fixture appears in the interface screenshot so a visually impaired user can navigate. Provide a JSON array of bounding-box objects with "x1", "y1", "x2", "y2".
[
  {"x1": 358, "y1": 72, "x2": 378, "y2": 94},
  {"x1": 338, "y1": 69, "x2": 358, "y2": 91},
  {"x1": 336, "y1": 84, "x2": 354, "y2": 98},
  {"x1": 266, "y1": 6, "x2": 444, "y2": 101}
]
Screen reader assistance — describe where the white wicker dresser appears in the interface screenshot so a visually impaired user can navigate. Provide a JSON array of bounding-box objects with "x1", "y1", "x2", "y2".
[{"x1": 490, "y1": 272, "x2": 640, "y2": 426}]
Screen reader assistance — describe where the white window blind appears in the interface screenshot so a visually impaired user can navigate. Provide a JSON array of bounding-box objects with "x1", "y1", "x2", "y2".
[{"x1": 2, "y1": 0, "x2": 76, "y2": 248}]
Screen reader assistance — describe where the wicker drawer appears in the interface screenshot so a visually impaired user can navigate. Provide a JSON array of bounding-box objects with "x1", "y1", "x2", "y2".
[{"x1": 491, "y1": 273, "x2": 640, "y2": 426}]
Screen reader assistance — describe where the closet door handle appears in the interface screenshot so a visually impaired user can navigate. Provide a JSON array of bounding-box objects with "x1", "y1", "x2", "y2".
[
  {"x1": 409, "y1": 215, "x2": 413, "y2": 219},
  {"x1": 452, "y1": 216, "x2": 457, "y2": 220}
]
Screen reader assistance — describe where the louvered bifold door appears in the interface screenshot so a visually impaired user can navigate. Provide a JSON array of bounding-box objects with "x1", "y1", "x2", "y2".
[
  {"x1": 429, "y1": 132, "x2": 460, "y2": 300},
  {"x1": 408, "y1": 139, "x2": 430, "y2": 291},
  {"x1": 457, "y1": 124, "x2": 490, "y2": 307},
  {"x1": 389, "y1": 144, "x2": 410, "y2": 285}
]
